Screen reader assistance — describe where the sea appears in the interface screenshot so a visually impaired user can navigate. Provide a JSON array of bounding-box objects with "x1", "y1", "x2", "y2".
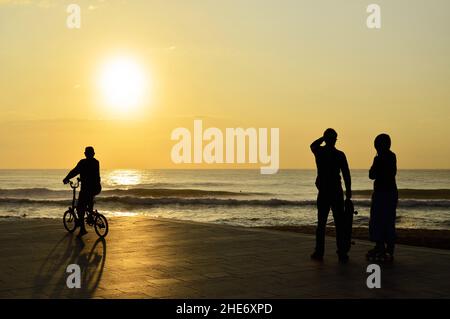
[{"x1": 0, "y1": 169, "x2": 449, "y2": 230}]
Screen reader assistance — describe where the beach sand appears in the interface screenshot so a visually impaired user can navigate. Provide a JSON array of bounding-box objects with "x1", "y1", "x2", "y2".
[
  {"x1": 0, "y1": 217, "x2": 449, "y2": 298},
  {"x1": 257, "y1": 226, "x2": 450, "y2": 250}
]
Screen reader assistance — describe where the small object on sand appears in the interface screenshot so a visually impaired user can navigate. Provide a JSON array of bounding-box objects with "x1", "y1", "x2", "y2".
[{"x1": 22, "y1": 213, "x2": 27, "y2": 218}]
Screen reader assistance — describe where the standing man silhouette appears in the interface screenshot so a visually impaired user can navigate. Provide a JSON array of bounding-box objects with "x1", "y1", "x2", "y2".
[
  {"x1": 310, "y1": 129, "x2": 352, "y2": 262},
  {"x1": 63, "y1": 146, "x2": 102, "y2": 237}
]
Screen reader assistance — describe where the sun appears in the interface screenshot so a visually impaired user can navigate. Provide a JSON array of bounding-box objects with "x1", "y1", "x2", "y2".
[{"x1": 97, "y1": 56, "x2": 149, "y2": 114}]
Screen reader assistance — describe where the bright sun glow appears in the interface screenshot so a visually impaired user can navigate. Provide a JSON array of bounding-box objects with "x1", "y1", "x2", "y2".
[
  {"x1": 106, "y1": 169, "x2": 142, "y2": 186},
  {"x1": 98, "y1": 56, "x2": 148, "y2": 114}
]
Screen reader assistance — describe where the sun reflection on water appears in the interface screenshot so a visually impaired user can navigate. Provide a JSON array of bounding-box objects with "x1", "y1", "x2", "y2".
[{"x1": 106, "y1": 170, "x2": 142, "y2": 187}]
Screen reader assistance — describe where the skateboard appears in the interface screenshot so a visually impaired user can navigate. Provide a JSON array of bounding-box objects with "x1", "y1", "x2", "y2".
[{"x1": 344, "y1": 198, "x2": 358, "y2": 250}]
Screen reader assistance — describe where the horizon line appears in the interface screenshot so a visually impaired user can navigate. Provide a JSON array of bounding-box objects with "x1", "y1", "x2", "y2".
[{"x1": 0, "y1": 168, "x2": 449, "y2": 171}]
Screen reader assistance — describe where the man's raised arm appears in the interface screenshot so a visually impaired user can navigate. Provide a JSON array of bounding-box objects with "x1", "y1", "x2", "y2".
[{"x1": 310, "y1": 136, "x2": 324, "y2": 154}]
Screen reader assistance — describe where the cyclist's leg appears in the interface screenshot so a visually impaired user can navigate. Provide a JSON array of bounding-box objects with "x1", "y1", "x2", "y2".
[
  {"x1": 77, "y1": 189, "x2": 88, "y2": 232},
  {"x1": 87, "y1": 193, "x2": 95, "y2": 211},
  {"x1": 86, "y1": 193, "x2": 95, "y2": 223}
]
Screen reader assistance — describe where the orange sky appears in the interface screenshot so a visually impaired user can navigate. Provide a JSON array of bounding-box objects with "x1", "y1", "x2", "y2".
[{"x1": 0, "y1": 0, "x2": 449, "y2": 169}]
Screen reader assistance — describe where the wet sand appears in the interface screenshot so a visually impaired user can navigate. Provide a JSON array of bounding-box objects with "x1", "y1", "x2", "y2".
[{"x1": 257, "y1": 226, "x2": 450, "y2": 250}]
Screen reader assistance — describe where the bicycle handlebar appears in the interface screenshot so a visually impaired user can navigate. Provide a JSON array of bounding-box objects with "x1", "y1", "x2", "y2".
[{"x1": 69, "y1": 178, "x2": 81, "y2": 189}]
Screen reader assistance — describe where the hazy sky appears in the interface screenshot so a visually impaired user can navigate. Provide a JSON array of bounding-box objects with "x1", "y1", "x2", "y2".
[{"x1": 0, "y1": 0, "x2": 449, "y2": 169}]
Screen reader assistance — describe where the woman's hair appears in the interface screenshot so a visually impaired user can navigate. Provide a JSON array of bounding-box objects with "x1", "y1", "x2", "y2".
[{"x1": 374, "y1": 134, "x2": 391, "y2": 152}]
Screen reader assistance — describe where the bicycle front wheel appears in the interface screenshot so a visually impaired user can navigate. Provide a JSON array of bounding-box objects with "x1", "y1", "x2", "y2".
[
  {"x1": 63, "y1": 209, "x2": 77, "y2": 233},
  {"x1": 94, "y1": 214, "x2": 109, "y2": 238}
]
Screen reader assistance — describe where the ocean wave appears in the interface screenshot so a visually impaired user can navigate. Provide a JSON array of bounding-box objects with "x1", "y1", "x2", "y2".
[
  {"x1": 137, "y1": 182, "x2": 236, "y2": 188},
  {"x1": 354, "y1": 188, "x2": 450, "y2": 199},
  {"x1": 0, "y1": 196, "x2": 313, "y2": 207},
  {"x1": 0, "y1": 187, "x2": 262, "y2": 198},
  {"x1": 0, "y1": 196, "x2": 449, "y2": 209},
  {"x1": 3, "y1": 187, "x2": 449, "y2": 200}
]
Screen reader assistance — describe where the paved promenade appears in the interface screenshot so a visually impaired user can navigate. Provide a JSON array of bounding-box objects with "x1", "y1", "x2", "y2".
[{"x1": 0, "y1": 217, "x2": 449, "y2": 298}]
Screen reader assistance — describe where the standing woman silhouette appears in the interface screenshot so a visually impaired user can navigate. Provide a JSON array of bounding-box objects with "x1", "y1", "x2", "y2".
[{"x1": 367, "y1": 134, "x2": 398, "y2": 261}]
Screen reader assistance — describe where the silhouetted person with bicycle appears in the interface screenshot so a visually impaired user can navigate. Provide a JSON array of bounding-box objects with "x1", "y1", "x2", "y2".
[
  {"x1": 310, "y1": 129, "x2": 352, "y2": 263},
  {"x1": 63, "y1": 146, "x2": 102, "y2": 237}
]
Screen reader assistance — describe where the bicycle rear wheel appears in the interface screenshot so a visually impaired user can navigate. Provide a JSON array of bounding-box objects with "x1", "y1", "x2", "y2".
[
  {"x1": 63, "y1": 209, "x2": 77, "y2": 233},
  {"x1": 94, "y1": 213, "x2": 109, "y2": 238}
]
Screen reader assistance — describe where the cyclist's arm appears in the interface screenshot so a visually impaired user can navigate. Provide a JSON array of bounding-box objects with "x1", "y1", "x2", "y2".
[{"x1": 63, "y1": 161, "x2": 82, "y2": 183}]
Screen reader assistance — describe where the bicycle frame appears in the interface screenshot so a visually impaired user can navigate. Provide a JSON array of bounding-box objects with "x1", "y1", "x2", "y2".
[
  {"x1": 69, "y1": 178, "x2": 95, "y2": 216},
  {"x1": 69, "y1": 178, "x2": 80, "y2": 209}
]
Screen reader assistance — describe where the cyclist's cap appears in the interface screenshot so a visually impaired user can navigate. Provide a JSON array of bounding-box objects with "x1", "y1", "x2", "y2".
[{"x1": 85, "y1": 146, "x2": 95, "y2": 157}]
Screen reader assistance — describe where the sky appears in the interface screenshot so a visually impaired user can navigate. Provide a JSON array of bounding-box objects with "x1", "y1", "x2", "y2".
[{"x1": 0, "y1": 0, "x2": 449, "y2": 169}]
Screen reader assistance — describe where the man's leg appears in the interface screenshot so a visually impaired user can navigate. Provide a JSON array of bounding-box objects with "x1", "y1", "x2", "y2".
[
  {"x1": 331, "y1": 192, "x2": 346, "y2": 260},
  {"x1": 314, "y1": 193, "x2": 331, "y2": 258}
]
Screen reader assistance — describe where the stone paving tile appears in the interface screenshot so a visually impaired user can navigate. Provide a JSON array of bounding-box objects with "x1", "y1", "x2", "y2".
[{"x1": 0, "y1": 217, "x2": 449, "y2": 299}]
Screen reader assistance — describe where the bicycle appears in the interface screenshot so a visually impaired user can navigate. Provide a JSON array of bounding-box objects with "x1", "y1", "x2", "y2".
[{"x1": 63, "y1": 178, "x2": 109, "y2": 238}]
